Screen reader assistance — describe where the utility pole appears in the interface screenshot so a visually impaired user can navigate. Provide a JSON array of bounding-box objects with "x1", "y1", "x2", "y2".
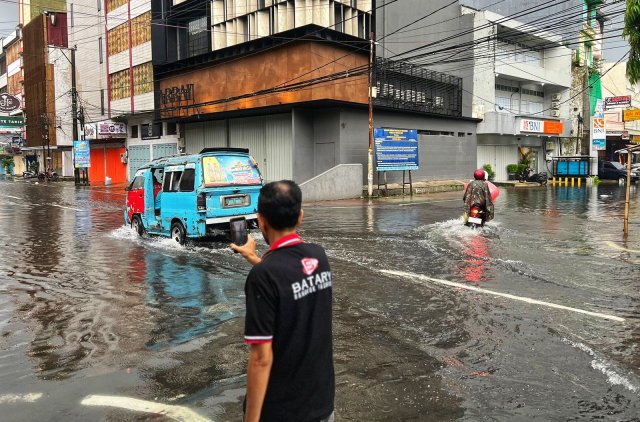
[
  {"x1": 367, "y1": 31, "x2": 374, "y2": 197},
  {"x1": 71, "y1": 47, "x2": 78, "y2": 142},
  {"x1": 623, "y1": 144, "x2": 640, "y2": 235}
]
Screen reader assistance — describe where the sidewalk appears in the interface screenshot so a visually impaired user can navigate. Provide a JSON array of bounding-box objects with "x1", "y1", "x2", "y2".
[{"x1": 363, "y1": 179, "x2": 467, "y2": 197}]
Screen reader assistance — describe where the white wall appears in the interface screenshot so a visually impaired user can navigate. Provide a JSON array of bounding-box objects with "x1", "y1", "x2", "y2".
[{"x1": 49, "y1": 47, "x2": 73, "y2": 146}]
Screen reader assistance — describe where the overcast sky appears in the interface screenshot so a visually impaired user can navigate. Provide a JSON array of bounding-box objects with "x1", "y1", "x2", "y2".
[{"x1": 0, "y1": 2, "x2": 18, "y2": 39}]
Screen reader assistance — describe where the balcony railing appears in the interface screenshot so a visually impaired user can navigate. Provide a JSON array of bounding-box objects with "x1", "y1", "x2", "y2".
[{"x1": 374, "y1": 58, "x2": 462, "y2": 117}]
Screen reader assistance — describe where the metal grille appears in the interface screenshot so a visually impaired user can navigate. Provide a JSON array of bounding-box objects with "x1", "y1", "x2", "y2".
[{"x1": 374, "y1": 58, "x2": 463, "y2": 117}]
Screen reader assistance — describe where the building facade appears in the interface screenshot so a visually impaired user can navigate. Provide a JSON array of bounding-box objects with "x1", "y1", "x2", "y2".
[
  {"x1": 23, "y1": 12, "x2": 75, "y2": 177},
  {"x1": 461, "y1": 8, "x2": 573, "y2": 181},
  {"x1": 0, "y1": 31, "x2": 26, "y2": 176}
]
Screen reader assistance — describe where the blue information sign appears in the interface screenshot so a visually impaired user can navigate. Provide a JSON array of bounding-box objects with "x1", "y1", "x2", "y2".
[
  {"x1": 73, "y1": 140, "x2": 91, "y2": 168},
  {"x1": 374, "y1": 128, "x2": 419, "y2": 171}
]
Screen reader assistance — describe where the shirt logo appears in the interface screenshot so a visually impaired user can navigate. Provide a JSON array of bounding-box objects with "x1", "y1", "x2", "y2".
[{"x1": 301, "y1": 258, "x2": 319, "y2": 276}]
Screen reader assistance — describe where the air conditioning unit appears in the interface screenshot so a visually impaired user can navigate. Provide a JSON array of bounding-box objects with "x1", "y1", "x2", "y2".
[
  {"x1": 120, "y1": 153, "x2": 128, "y2": 164},
  {"x1": 552, "y1": 101, "x2": 561, "y2": 109},
  {"x1": 552, "y1": 93, "x2": 562, "y2": 101},
  {"x1": 551, "y1": 110, "x2": 561, "y2": 117}
]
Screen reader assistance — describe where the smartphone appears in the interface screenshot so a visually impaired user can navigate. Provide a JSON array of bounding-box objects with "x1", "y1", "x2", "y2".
[{"x1": 230, "y1": 217, "x2": 248, "y2": 247}]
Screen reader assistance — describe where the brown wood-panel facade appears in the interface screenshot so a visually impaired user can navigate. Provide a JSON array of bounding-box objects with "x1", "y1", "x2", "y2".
[
  {"x1": 24, "y1": 14, "x2": 56, "y2": 147},
  {"x1": 159, "y1": 41, "x2": 368, "y2": 118}
]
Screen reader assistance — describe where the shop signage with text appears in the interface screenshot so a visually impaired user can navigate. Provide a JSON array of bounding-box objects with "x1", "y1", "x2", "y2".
[
  {"x1": 591, "y1": 117, "x2": 606, "y2": 151},
  {"x1": 73, "y1": 140, "x2": 91, "y2": 168},
  {"x1": 519, "y1": 119, "x2": 564, "y2": 134},
  {"x1": 98, "y1": 121, "x2": 126, "y2": 137},
  {"x1": 623, "y1": 108, "x2": 640, "y2": 122},
  {"x1": 0, "y1": 93, "x2": 21, "y2": 113},
  {"x1": 604, "y1": 96, "x2": 631, "y2": 109}
]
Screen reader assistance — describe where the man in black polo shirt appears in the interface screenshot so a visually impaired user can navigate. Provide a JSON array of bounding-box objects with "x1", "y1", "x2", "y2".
[{"x1": 231, "y1": 180, "x2": 335, "y2": 422}]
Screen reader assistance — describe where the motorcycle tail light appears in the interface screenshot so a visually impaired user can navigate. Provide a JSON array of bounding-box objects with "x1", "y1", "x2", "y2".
[{"x1": 471, "y1": 208, "x2": 479, "y2": 216}]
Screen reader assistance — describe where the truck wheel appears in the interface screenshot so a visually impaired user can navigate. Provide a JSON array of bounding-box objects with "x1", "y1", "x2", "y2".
[
  {"x1": 131, "y1": 215, "x2": 145, "y2": 236},
  {"x1": 171, "y1": 221, "x2": 186, "y2": 245}
]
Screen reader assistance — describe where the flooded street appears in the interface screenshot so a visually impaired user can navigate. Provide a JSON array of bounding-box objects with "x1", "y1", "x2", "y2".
[{"x1": 1, "y1": 179, "x2": 640, "y2": 421}]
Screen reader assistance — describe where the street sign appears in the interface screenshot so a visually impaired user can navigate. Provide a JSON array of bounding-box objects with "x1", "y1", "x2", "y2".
[
  {"x1": 73, "y1": 140, "x2": 91, "y2": 168},
  {"x1": 374, "y1": 128, "x2": 419, "y2": 171},
  {"x1": 623, "y1": 108, "x2": 640, "y2": 122},
  {"x1": 604, "y1": 96, "x2": 631, "y2": 109},
  {"x1": 0, "y1": 93, "x2": 21, "y2": 113}
]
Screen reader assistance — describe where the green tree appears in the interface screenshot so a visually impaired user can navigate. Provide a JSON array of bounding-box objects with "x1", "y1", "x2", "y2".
[{"x1": 622, "y1": 0, "x2": 640, "y2": 84}]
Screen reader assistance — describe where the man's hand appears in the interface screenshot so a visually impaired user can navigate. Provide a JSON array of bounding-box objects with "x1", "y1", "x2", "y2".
[{"x1": 231, "y1": 234, "x2": 262, "y2": 266}]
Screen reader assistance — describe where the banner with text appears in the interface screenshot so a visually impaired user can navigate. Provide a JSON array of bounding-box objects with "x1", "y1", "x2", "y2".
[
  {"x1": 73, "y1": 140, "x2": 91, "y2": 168},
  {"x1": 374, "y1": 128, "x2": 419, "y2": 171}
]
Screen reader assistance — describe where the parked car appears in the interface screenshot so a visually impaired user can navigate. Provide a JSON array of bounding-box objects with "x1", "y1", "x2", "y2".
[
  {"x1": 599, "y1": 161, "x2": 640, "y2": 183},
  {"x1": 124, "y1": 148, "x2": 264, "y2": 244}
]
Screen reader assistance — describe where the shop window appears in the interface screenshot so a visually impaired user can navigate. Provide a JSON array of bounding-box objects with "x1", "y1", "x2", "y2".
[
  {"x1": 100, "y1": 89, "x2": 105, "y2": 115},
  {"x1": 458, "y1": 132, "x2": 465, "y2": 137},
  {"x1": 131, "y1": 125, "x2": 138, "y2": 138},
  {"x1": 0, "y1": 57, "x2": 5, "y2": 76},
  {"x1": 99, "y1": 37, "x2": 103, "y2": 63},
  {"x1": 167, "y1": 122, "x2": 177, "y2": 135},
  {"x1": 179, "y1": 169, "x2": 195, "y2": 191}
]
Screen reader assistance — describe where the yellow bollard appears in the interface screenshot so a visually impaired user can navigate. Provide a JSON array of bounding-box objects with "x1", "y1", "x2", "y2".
[
  {"x1": 578, "y1": 178, "x2": 581, "y2": 187},
  {"x1": 553, "y1": 177, "x2": 556, "y2": 184},
  {"x1": 571, "y1": 178, "x2": 575, "y2": 186}
]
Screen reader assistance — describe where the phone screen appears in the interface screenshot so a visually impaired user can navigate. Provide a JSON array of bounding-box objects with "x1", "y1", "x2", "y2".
[{"x1": 230, "y1": 218, "x2": 248, "y2": 246}]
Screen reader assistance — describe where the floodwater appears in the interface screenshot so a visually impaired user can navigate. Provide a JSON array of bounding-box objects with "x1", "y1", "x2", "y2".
[{"x1": 0, "y1": 179, "x2": 639, "y2": 421}]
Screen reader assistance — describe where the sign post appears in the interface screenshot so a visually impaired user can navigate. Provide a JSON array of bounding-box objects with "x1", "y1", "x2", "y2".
[
  {"x1": 73, "y1": 140, "x2": 91, "y2": 185},
  {"x1": 590, "y1": 117, "x2": 606, "y2": 176},
  {"x1": 374, "y1": 128, "x2": 419, "y2": 196}
]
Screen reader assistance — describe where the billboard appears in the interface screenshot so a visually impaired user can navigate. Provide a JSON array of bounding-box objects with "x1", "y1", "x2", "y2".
[
  {"x1": 73, "y1": 140, "x2": 91, "y2": 168},
  {"x1": 623, "y1": 108, "x2": 640, "y2": 122},
  {"x1": 202, "y1": 156, "x2": 262, "y2": 187},
  {"x1": 374, "y1": 128, "x2": 419, "y2": 171},
  {"x1": 604, "y1": 96, "x2": 631, "y2": 109},
  {"x1": 591, "y1": 117, "x2": 606, "y2": 151},
  {"x1": 0, "y1": 93, "x2": 21, "y2": 113},
  {"x1": 97, "y1": 121, "x2": 126, "y2": 137}
]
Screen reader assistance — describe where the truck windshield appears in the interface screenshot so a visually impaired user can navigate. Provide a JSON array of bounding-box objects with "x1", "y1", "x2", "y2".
[{"x1": 202, "y1": 155, "x2": 263, "y2": 187}]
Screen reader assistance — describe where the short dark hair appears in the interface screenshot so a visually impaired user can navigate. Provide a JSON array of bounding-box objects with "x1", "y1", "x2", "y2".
[{"x1": 258, "y1": 181, "x2": 302, "y2": 230}]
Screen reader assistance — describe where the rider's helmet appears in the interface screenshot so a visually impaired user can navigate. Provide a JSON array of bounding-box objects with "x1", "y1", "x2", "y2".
[{"x1": 474, "y1": 169, "x2": 485, "y2": 180}]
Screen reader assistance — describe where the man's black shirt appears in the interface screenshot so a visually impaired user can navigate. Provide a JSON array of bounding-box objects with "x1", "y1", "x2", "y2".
[{"x1": 245, "y1": 234, "x2": 334, "y2": 422}]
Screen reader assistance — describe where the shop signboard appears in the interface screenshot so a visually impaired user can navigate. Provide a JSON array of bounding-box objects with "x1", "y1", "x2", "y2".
[
  {"x1": 97, "y1": 121, "x2": 126, "y2": 137},
  {"x1": 591, "y1": 117, "x2": 606, "y2": 151},
  {"x1": 519, "y1": 119, "x2": 563, "y2": 134},
  {"x1": 84, "y1": 124, "x2": 97, "y2": 139},
  {"x1": 0, "y1": 93, "x2": 21, "y2": 113},
  {"x1": 374, "y1": 128, "x2": 419, "y2": 171},
  {"x1": 623, "y1": 108, "x2": 640, "y2": 122},
  {"x1": 604, "y1": 96, "x2": 631, "y2": 109},
  {"x1": 73, "y1": 140, "x2": 91, "y2": 168},
  {"x1": 141, "y1": 123, "x2": 162, "y2": 140},
  {"x1": 519, "y1": 119, "x2": 544, "y2": 133}
]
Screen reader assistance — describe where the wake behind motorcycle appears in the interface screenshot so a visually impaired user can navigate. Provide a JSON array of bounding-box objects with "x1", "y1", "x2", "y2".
[{"x1": 518, "y1": 167, "x2": 548, "y2": 185}]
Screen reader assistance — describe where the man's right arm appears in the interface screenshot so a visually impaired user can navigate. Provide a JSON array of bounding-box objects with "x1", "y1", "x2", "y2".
[{"x1": 232, "y1": 234, "x2": 262, "y2": 266}]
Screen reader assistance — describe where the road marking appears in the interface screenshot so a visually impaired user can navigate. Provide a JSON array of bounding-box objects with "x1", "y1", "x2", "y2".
[
  {"x1": 606, "y1": 241, "x2": 640, "y2": 254},
  {"x1": 0, "y1": 393, "x2": 43, "y2": 403},
  {"x1": 381, "y1": 270, "x2": 625, "y2": 323},
  {"x1": 82, "y1": 395, "x2": 214, "y2": 422},
  {"x1": 50, "y1": 204, "x2": 83, "y2": 211}
]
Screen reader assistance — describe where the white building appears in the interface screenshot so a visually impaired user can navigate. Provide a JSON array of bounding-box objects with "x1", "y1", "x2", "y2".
[{"x1": 463, "y1": 8, "x2": 574, "y2": 181}]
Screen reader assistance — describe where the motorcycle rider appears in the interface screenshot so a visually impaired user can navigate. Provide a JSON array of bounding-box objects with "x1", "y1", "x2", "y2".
[{"x1": 463, "y1": 169, "x2": 494, "y2": 224}]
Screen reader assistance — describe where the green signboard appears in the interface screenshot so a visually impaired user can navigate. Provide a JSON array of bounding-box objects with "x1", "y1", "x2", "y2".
[{"x1": 0, "y1": 116, "x2": 23, "y2": 127}]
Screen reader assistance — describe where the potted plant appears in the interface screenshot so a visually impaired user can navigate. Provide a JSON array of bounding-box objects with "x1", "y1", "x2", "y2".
[
  {"x1": 517, "y1": 164, "x2": 527, "y2": 175},
  {"x1": 507, "y1": 164, "x2": 518, "y2": 181},
  {"x1": 482, "y1": 164, "x2": 496, "y2": 181},
  {"x1": 1, "y1": 157, "x2": 14, "y2": 177}
]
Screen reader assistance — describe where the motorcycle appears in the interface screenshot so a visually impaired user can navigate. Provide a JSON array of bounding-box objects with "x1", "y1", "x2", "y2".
[
  {"x1": 38, "y1": 168, "x2": 59, "y2": 181},
  {"x1": 466, "y1": 205, "x2": 486, "y2": 228},
  {"x1": 22, "y1": 170, "x2": 38, "y2": 179},
  {"x1": 518, "y1": 167, "x2": 548, "y2": 185}
]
